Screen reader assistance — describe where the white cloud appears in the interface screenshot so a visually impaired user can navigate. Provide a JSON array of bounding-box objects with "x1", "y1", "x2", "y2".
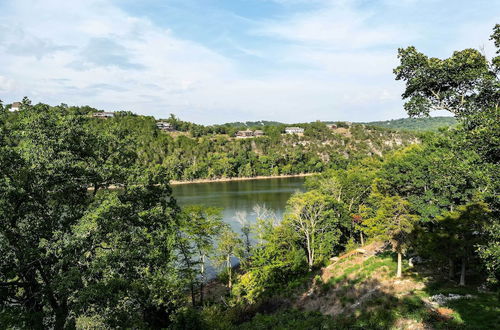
[
  {"x1": 0, "y1": 0, "x2": 496, "y2": 123},
  {"x1": 256, "y1": 0, "x2": 416, "y2": 48},
  {"x1": 0, "y1": 0, "x2": 238, "y2": 121}
]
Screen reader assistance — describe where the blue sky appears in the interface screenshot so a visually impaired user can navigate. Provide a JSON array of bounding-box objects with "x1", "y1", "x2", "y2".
[{"x1": 0, "y1": 0, "x2": 498, "y2": 124}]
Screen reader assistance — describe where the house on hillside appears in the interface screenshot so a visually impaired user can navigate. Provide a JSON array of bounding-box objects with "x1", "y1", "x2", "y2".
[
  {"x1": 92, "y1": 112, "x2": 115, "y2": 119},
  {"x1": 10, "y1": 102, "x2": 21, "y2": 112},
  {"x1": 253, "y1": 130, "x2": 264, "y2": 136},
  {"x1": 235, "y1": 129, "x2": 254, "y2": 138},
  {"x1": 156, "y1": 121, "x2": 175, "y2": 132},
  {"x1": 285, "y1": 127, "x2": 304, "y2": 134},
  {"x1": 327, "y1": 124, "x2": 337, "y2": 130}
]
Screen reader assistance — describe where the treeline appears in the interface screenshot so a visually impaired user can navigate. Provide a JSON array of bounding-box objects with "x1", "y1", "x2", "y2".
[
  {"x1": 113, "y1": 114, "x2": 417, "y2": 181},
  {"x1": 364, "y1": 116, "x2": 457, "y2": 131},
  {"x1": 6, "y1": 104, "x2": 417, "y2": 182}
]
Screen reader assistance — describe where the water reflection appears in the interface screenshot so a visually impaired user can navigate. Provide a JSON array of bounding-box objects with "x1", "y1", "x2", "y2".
[{"x1": 172, "y1": 177, "x2": 306, "y2": 231}]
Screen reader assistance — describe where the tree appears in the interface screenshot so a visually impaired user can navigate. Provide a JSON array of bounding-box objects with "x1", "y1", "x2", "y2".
[
  {"x1": 436, "y1": 201, "x2": 491, "y2": 286},
  {"x1": 364, "y1": 193, "x2": 418, "y2": 278},
  {"x1": 180, "y1": 205, "x2": 224, "y2": 305},
  {"x1": 0, "y1": 102, "x2": 183, "y2": 328},
  {"x1": 306, "y1": 161, "x2": 380, "y2": 244},
  {"x1": 394, "y1": 40, "x2": 497, "y2": 119},
  {"x1": 285, "y1": 191, "x2": 341, "y2": 270},
  {"x1": 235, "y1": 211, "x2": 252, "y2": 257},
  {"x1": 394, "y1": 25, "x2": 499, "y2": 283},
  {"x1": 233, "y1": 207, "x2": 307, "y2": 304},
  {"x1": 215, "y1": 227, "x2": 242, "y2": 290}
]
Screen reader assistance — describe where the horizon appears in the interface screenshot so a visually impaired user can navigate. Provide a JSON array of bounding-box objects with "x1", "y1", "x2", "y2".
[
  {"x1": 2, "y1": 99, "x2": 455, "y2": 125},
  {"x1": 0, "y1": 0, "x2": 497, "y2": 124}
]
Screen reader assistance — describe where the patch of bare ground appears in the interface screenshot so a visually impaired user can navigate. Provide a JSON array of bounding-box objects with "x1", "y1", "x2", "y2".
[
  {"x1": 394, "y1": 318, "x2": 431, "y2": 330},
  {"x1": 332, "y1": 127, "x2": 352, "y2": 137},
  {"x1": 294, "y1": 242, "x2": 426, "y2": 317}
]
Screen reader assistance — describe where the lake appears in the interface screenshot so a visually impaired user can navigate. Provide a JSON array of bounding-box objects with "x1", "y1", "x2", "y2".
[{"x1": 172, "y1": 176, "x2": 306, "y2": 231}]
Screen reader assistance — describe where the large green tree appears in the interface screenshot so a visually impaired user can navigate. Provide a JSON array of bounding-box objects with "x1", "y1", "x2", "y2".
[
  {"x1": 0, "y1": 103, "x2": 182, "y2": 328},
  {"x1": 394, "y1": 24, "x2": 499, "y2": 283},
  {"x1": 363, "y1": 193, "x2": 418, "y2": 278},
  {"x1": 285, "y1": 191, "x2": 343, "y2": 270}
]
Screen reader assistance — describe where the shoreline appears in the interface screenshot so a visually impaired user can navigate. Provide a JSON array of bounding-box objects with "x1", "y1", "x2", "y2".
[{"x1": 169, "y1": 173, "x2": 318, "y2": 185}]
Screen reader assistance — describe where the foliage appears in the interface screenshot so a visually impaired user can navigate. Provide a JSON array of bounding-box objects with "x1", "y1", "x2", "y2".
[
  {"x1": 365, "y1": 116, "x2": 457, "y2": 131},
  {"x1": 0, "y1": 104, "x2": 183, "y2": 328},
  {"x1": 395, "y1": 24, "x2": 499, "y2": 284},
  {"x1": 362, "y1": 193, "x2": 417, "y2": 277},
  {"x1": 285, "y1": 191, "x2": 345, "y2": 269},
  {"x1": 83, "y1": 112, "x2": 415, "y2": 181}
]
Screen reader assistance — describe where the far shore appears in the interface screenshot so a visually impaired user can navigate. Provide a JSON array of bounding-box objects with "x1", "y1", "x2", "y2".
[
  {"x1": 87, "y1": 173, "x2": 318, "y2": 191},
  {"x1": 169, "y1": 173, "x2": 318, "y2": 185}
]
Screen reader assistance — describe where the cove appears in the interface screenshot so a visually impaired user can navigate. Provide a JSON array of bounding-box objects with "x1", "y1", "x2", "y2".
[{"x1": 172, "y1": 176, "x2": 306, "y2": 232}]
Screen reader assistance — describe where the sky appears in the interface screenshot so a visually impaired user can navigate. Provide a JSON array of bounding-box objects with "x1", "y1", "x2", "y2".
[{"x1": 0, "y1": 0, "x2": 498, "y2": 124}]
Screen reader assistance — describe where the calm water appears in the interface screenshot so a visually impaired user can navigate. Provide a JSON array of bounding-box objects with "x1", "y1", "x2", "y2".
[{"x1": 172, "y1": 177, "x2": 306, "y2": 231}]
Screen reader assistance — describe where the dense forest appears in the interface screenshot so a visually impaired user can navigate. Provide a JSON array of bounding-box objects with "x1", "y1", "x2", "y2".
[
  {"x1": 364, "y1": 116, "x2": 458, "y2": 131},
  {"x1": 3, "y1": 107, "x2": 418, "y2": 182},
  {"x1": 0, "y1": 25, "x2": 498, "y2": 329},
  {"x1": 217, "y1": 116, "x2": 457, "y2": 132}
]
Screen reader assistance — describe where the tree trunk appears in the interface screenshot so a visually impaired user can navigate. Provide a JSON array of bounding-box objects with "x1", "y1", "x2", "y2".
[
  {"x1": 459, "y1": 258, "x2": 466, "y2": 286},
  {"x1": 396, "y1": 252, "x2": 402, "y2": 278},
  {"x1": 360, "y1": 232, "x2": 364, "y2": 246},
  {"x1": 227, "y1": 255, "x2": 232, "y2": 289},
  {"x1": 245, "y1": 234, "x2": 251, "y2": 255},
  {"x1": 25, "y1": 280, "x2": 44, "y2": 329},
  {"x1": 306, "y1": 235, "x2": 313, "y2": 270},
  {"x1": 190, "y1": 283, "x2": 196, "y2": 306},
  {"x1": 54, "y1": 306, "x2": 68, "y2": 330},
  {"x1": 199, "y1": 254, "x2": 205, "y2": 306},
  {"x1": 448, "y1": 259, "x2": 454, "y2": 280}
]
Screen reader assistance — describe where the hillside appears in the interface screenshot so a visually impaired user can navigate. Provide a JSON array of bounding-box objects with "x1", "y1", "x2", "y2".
[
  {"x1": 238, "y1": 242, "x2": 499, "y2": 329},
  {"x1": 220, "y1": 117, "x2": 457, "y2": 132},
  {"x1": 4, "y1": 106, "x2": 420, "y2": 182},
  {"x1": 222, "y1": 120, "x2": 285, "y2": 128},
  {"x1": 365, "y1": 116, "x2": 457, "y2": 132},
  {"x1": 87, "y1": 112, "x2": 420, "y2": 181}
]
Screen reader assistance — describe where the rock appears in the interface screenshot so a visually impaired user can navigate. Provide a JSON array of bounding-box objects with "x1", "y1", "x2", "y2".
[{"x1": 429, "y1": 293, "x2": 474, "y2": 305}]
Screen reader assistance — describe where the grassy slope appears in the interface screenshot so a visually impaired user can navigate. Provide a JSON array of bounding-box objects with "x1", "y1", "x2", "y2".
[{"x1": 240, "y1": 243, "x2": 499, "y2": 330}]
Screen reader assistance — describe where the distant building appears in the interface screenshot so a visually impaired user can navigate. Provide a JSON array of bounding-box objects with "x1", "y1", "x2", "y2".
[
  {"x1": 92, "y1": 112, "x2": 115, "y2": 118},
  {"x1": 327, "y1": 124, "x2": 337, "y2": 130},
  {"x1": 235, "y1": 129, "x2": 254, "y2": 138},
  {"x1": 285, "y1": 127, "x2": 304, "y2": 134},
  {"x1": 10, "y1": 102, "x2": 21, "y2": 112},
  {"x1": 253, "y1": 130, "x2": 264, "y2": 136},
  {"x1": 156, "y1": 122, "x2": 175, "y2": 132}
]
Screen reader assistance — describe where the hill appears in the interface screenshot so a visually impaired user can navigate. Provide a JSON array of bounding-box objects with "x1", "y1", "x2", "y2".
[
  {"x1": 86, "y1": 112, "x2": 420, "y2": 181},
  {"x1": 222, "y1": 120, "x2": 285, "y2": 128},
  {"x1": 4, "y1": 105, "x2": 420, "y2": 182},
  {"x1": 221, "y1": 117, "x2": 457, "y2": 132},
  {"x1": 237, "y1": 242, "x2": 499, "y2": 329},
  {"x1": 364, "y1": 116, "x2": 457, "y2": 132}
]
